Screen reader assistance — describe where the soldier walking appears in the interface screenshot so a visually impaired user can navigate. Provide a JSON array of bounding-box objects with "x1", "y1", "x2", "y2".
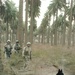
[
  {"x1": 13, "y1": 40, "x2": 21, "y2": 53},
  {"x1": 4, "y1": 40, "x2": 12, "y2": 58},
  {"x1": 22, "y1": 42, "x2": 32, "y2": 68}
]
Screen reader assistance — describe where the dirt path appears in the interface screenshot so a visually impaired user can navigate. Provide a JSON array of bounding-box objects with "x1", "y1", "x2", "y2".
[
  {"x1": 10, "y1": 59, "x2": 72, "y2": 75},
  {"x1": 2, "y1": 55, "x2": 72, "y2": 75},
  {"x1": 11, "y1": 66, "x2": 71, "y2": 75}
]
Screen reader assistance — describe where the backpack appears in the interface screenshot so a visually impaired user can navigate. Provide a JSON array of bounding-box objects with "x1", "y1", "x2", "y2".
[
  {"x1": 24, "y1": 47, "x2": 29, "y2": 55},
  {"x1": 14, "y1": 44, "x2": 20, "y2": 50}
]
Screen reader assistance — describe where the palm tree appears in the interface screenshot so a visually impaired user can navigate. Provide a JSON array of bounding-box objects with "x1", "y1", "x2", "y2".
[
  {"x1": 4, "y1": 0, "x2": 11, "y2": 41},
  {"x1": 39, "y1": 15, "x2": 48, "y2": 43},
  {"x1": 72, "y1": 4, "x2": 75, "y2": 46},
  {"x1": 25, "y1": 0, "x2": 28, "y2": 45},
  {"x1": 62, "y1": 0, "x2": 67, "y2": 46},
  {"x1": 0, "y1": 20, "x2": 4, "y2": 74},
  {"x1": 72, "y1": 24, "x2": 75, "y2": 46},
  {"x1": 0, "y1": 1, "x2": 5, "y2": 74},
  {"x1": 68, "y1": 0, "x2": 73, "y2": 48},
  {"x1": 29, "y1": 0, "x2": 41, "y2": 44},
  {"x1": 17, "y1": 0, "x2": 23, "y2": 46},
  {"x1": 4, "y1": 0, "x2": 18, "y2": 41},
  {"x1": 47, "y1": 14, "x2": 51, "y2": 43},
  {"x1": 44, "y1": 11, "x2": 51, "y2": 44},
  {"x1": 47, "y1": 0, "x2": 66, "y2": 45},
  {"x1": 30, "y1": 0, "x2": 33, "y2": 44}
]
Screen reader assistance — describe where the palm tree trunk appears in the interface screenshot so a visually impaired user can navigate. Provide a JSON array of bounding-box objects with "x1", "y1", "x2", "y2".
[
  {"x1": 0, "y1": 51, "x2": 3, "y2": 74},
  {"x1": 6, "y1": 19, "x2": 9, "y2": 41},
  {"x1": 51, "y1": 31, "x2": 53, "y2": 46},
  {"x1": 12, "y1": 19, "x2": 16, "y2": 43},
  {"x1": 47, "y1": 26, "x2": 50, "y2": 43},
  {"x1": 72, "y1": 32, "x2": 75, "y2": 46},
  {"x1": 0, "y1": 20, "x2": 4, "y2": 75},
  {"x1": 17, "y1": 0, "x2": 23, "y2": 47},
  {"x1": 54, "y1": 11, "x2": 58, "y2": 45},
  {"x1": 51, "y1": 16, "x2": 55, "y2": 46},
  {"x1": 62, "y1": 24, "x2": 66, "y2": 46},
  {"x1": 25, "y1": 0, "x2": 28, "y2": 45},
  {"x1": 38, "y1": 34, "x2": 40, "y2": 43},
  {"x1": 62, "y1": 0, "x2": 66, "y2": 46},
  {"x1": 0, "y1": 1, "x2": 6, "y2": 73},
  {"x1": 0, "y1": 46, "x2": 4, "y2": 74},
  {"x1": 57, "y1": 31, "x2": 60, "y2": 45},
  {"x1": 30, "y1": 0, "x2": 34, "y2": 44},
  {"x1": 41, "y1": 33, "x2": 44, "y2": 43},
  {"x1": 72, "y1": 19, "x2": 75, "y2": 46},
  {"x1": 68, "y1": 0, "x2": 73, "y2": 48},
  {"x1": 47, "y1": 14, "x2": 50, "y2": 43}
]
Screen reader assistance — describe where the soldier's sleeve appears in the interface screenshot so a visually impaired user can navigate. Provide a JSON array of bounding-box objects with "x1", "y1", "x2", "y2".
[
  {"x1": 30, "y1": 47, "x2": 32, "y2": 52},
  {"x1": 4, "y1": 44, "x2": 6, "y2": 52},
  {"x1": 19, "y1": 45, "x2": 21, "y2": 49},
  {"x1": 22, "y1": 47, "x2": 25, "y2": 57},
  {"x1": 4, "y1": 44, "x2": 7, "y2": 53},
  {"x1": 4, "y1": 44, "x2": 7, "y2": 49},
  {"x1": 29, "y1": 47, "x2": 32, "y2": 60}
]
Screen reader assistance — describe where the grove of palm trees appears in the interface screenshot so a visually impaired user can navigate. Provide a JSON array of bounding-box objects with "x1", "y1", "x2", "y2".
[{"x1": 0, "y1": 0, "x2": 75, "y2": 75}]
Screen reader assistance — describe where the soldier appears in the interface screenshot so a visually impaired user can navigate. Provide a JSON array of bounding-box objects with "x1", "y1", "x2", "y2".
[
  {"x1": 13, "y1": 40, "x2": 21, "y2": 53},
  {"x1": 22, "y1": 42, "x2": 32, "y2": 68},
  {"x1": 4, "y1": 40, "x2": 12, "y2": 58}
]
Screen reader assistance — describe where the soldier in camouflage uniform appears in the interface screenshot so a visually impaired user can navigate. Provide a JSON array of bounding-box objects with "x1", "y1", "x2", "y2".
[
  {"x1": 22, "y1": 42, "x2": 32, "y2": 68},
  {"x1": 13, "y1": 40, "x2": 21, "y2": 53},
  {"x1": 4, "y1": 40, "x2": 12, "y2": 58}
]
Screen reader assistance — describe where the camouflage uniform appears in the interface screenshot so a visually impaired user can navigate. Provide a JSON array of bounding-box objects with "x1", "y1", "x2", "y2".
[
  {"x1": 22, "y1": 42, "x2": 32, "y2": 67},
  {"x1": 4, "y1": 40, "x2": 12, "y2": 58},
  {"x1": 13, "y1": 40, "x2": 21, "y2": 53}
]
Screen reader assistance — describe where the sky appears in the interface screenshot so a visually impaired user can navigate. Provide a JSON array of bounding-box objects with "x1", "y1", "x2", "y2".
[{"x1": 13, "y1": 0, "x2": 51, "y2": 27}]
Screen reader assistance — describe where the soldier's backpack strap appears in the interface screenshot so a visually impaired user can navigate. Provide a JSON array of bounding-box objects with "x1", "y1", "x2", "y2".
[{"x1": 24, "y1": 47, "x2": 29, "y2": 55}]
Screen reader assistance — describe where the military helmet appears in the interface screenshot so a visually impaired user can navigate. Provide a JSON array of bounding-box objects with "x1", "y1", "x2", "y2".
[
  {"x1": 7, "y1": 40, "x2": 11, "y2": 43},
  {"x1": 27, "y1": 42, "x2": 31, "y2": 45},
  {"x1": 16, "y1": 40, "x2": 19, "y2": 43}
]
